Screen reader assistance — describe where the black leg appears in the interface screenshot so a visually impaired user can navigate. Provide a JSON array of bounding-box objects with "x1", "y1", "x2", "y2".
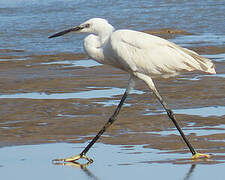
[
  {"x1": 135, "y1": 73, "x2": 198, "y2": 155},
  {"x1": 156, "y1": 96, "x2": 196, "y2": 155},
  {"x1": 152, "y1": 89, "x2": 210, "y2": 159},
  {"x1": 136, "y1": 73, "x2": 211, "y2": 159},
  {"x1": 80, "y1": 90, "x2": 128, "y2": 157},
  {"x1": 53, "y1": 77, "x2": 135, "y2": 163}
]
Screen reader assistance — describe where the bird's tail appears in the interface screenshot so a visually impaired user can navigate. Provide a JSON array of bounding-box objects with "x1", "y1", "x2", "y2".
[
  {"x1": 192, "y1": 54, "x2": 216, "y2": 74},
  {"x1": 182, "y1": 47, "x2": 216, "y2": 74}
]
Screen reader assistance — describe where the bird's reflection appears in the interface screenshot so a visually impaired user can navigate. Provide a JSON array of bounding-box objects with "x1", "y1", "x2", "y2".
[
  {"x1": 53, "y1": 161, "x2": 100, "y2": 180},
  {"x1": 53, "y1": 156, "x2": 199, "y2": 180},
  {"x1": 183, "y1": 164, "x2": 196, "y2": 180}
]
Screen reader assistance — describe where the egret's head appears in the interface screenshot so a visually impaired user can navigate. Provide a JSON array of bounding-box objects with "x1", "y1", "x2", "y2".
[{"x1": 48, "y1": 18, "x2": 114, "y2": 39}]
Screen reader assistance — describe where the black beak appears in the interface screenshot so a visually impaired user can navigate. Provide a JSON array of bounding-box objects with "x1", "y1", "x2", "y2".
[{"x1": 48, "y1": 26, "x2": 83, "y2": 39}]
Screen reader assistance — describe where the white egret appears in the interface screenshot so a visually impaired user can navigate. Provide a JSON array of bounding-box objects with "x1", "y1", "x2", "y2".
[{"x1": 49, "y1": 18, "x2": 216, "y2": 163}]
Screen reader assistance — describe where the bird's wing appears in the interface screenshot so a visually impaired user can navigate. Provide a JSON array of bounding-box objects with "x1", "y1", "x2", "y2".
[{"x1": 108, "y1": 30, "x2": 215, "y2": 77}]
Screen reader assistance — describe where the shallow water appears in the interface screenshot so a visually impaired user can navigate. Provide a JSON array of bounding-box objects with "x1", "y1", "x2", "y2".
[
  {"x1": 41, "y1": 59, "x2": 102, "y2": 68},
  {"x1": 174, "y1": 106, "x2": 225, "y2": 117},
  {"x1": 0, "y1": 87, "x2": 143, "y2": 99},
  {"x1": 153, "y1": 124, "x2": 225, "y2": 136},
  {"x1": 172, "y1": 34, "x2": 225, "y2": 47},
  {"x1": 1, "y1": 0, "x2": 225, "y2": 56},
  {"x1": 0, "y1": 0, "x2": 225, "y2": 180},
  {"x1": 145, "y1": 106, "x2": 225, "y2": 117},
  {"x1": 1, "y1": 143, "x2": 225, "y2": 180}
]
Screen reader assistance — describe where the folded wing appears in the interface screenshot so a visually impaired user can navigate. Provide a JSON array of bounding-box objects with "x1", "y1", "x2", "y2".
[{"x1": 107, "y1": 30, "x2": 215, "y2": 78}]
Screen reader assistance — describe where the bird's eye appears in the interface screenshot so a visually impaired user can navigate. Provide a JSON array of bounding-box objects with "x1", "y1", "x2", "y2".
[{"x1": 85, "y1": 24, "x2": 90, "y2": 28}]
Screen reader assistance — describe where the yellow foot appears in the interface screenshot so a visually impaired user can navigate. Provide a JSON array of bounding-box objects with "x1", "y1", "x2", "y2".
[
  {"x1": 52, "y1": 154, "x2": 93, "y2": 163},
  {"x1": 191, "y1": 153, "x2": 211, "y2": 159}
]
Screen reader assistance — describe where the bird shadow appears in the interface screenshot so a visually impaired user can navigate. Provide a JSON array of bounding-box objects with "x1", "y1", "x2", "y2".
[
  {"x1": 183, "y1": 164, "x2": 196, "y2": 180},
  {"x1": 52, "y1": 158, "x2": 198, "y2": 180},
  {"x1": 52, "y1": 160, "x2": 197, "y2": 180},
  {"x1": 52, "y1": 154, "x2": 225, "y2": 180}
]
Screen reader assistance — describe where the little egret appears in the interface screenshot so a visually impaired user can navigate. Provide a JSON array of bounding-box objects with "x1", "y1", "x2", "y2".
[{"x1": 49, "y1": 18, "x2": 216, "y2": 163}]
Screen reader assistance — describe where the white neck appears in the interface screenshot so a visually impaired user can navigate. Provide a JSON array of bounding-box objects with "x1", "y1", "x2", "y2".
[
  {"x1": 83, "y1": 34, "x2": 104, "y2": 63},
  {"x1": 83, "y1": 24, "x2": 115, "y2": 64},
  {"x1": 98, "y1": 25, "x2": 114, "y2": 45}
]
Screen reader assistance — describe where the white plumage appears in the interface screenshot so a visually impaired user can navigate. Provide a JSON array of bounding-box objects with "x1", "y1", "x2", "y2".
[
  {"x1": 81, "y1": 18, "x2": 215, "y2": 78},
  {"x1": 49, "y1": 18, "x2": 215, "y2": 163},
  {"x1": 113, "y1": 30, "x2": 215, "y2": 77}
]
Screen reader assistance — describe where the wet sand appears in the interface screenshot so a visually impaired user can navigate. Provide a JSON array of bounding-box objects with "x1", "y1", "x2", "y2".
[{"x1": 0, "y1": 29, "x2": 225, "y2": 179}]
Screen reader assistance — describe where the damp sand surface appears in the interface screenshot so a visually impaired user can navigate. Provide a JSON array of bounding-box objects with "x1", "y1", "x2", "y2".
[
  {"x1": 0, "y1": 47, "x2": 225, "y2": 148},
  {"x1": 0, "y1": 42, "x2": 225, "y2": 180},
  {"x1": 1, "y1": 0, "x2": 225, "y2": 179}
]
